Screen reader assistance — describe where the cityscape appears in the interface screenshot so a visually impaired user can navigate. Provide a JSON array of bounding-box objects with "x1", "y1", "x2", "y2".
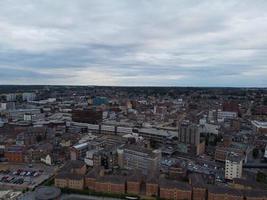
[
  {"x1": 0, "y1": 86, "x2": 266, "y2": 199},
  {"x1": 0, "y1": 0, "x2": 267, "y2": 200}
]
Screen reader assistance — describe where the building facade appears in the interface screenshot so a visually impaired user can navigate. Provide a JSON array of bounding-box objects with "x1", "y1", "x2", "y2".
[{"x1": 225, "y1": 152, "x2": 243, "y2": 180}]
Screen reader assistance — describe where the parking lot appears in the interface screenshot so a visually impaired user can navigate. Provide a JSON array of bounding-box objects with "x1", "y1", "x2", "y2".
[{"x1": 0, "y1": 163, "x2": 54, "y2": 190}]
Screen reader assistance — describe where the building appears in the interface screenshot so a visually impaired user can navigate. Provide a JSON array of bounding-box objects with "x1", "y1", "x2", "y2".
[
  {"x1": 189, "y1": 173, "x2": 207, "y2": 200},
  {"x1": 251, "y1": 120, "x2": 267, "y2": 134},
  {"x1": 217, "y1": 110, "x2": 237, "y2": 122},
  {"x1": 222, "y1": 101, "x2": 240, "y2": 114},
  {"x1": 215, "y1": 142, "x2": 248, "y2": 162},
  {"x1": 4, "y1": 146, "x2": 25, "y2": 162},
  {"x1": 169, "y1": 163, "x2": 187, "y2": 180},
  {"x1": 118, "y1": 145, "x2": 161, "y2": 175},
  {"x1": 126, "y1": 172, "x2": 142, "y2": 195},
  {"x1": 85, "y1": 167, "x2": 100, "y2": 190},
  {"x1": 177, "y1": 122, "x2": 205, "y2": 156},
  {"x1": 146, "y1": 176, "x2": 159, "y2": 197},
  {"x1": 70, "y1": 143, "x2": 89, "y2": 161},
  {"x1": 41, "y1": 154, "x2": 52, "y2": 165},
  {"x1": 72, "y1": 109, "x2": 102, "y2": 124},
  {"x1": 22, "y1": 92, "x2": 36, "y2": 102},
  {"x1": 0, "y1": 102, "x2": 15, "y2": 110},
  {"x1": 55, "y1": 160, "x2": 87, "y2": 190},
  {"x1": 244, "y1": 189, "x2": 267, "y2": 200},
  {"x1": 159, "y1": 178, "x2": 192, "y2": 200},
  {"x1": 232, "y1": 178, "x2": 264, "y2": 190},
  {"x1": 55, "y1": 173, "x2": 84, "y2": 190},
  {"x1": 92, "y1": 97, "x2": 109, "y2": 107},
  {"x1": 178, "y1": 122, "x2": 200, "y2": 145},
  {"x1": 94, "y1": 175, "x2": 126, "y2": 194},
  {"x1": 5, "y1": 93, "x2": 16, "y2": 102},
  {"x1": 225, "y1": 152, "x2": 243, "y2": 180},
  {"x1": 208, "y1": 186, "x2": 243, "y2": 200}
]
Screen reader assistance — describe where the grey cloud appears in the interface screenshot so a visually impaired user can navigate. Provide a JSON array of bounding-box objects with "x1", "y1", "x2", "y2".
[{"x1": 0, "y1": 0, "x2": 267, "y2": 86}]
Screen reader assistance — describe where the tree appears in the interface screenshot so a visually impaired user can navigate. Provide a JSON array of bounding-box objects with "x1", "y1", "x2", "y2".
[
  {"x1": 256, "y1": 171, "x2": 267, "y2": 183},
  {"x1": 36, "y1": 135, "x2": 43, "y2": 143},
  {"x1": 253, "y1": 148, "x2": 259, "y2": 159}
]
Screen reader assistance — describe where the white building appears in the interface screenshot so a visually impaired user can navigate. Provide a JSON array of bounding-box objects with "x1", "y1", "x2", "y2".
[
  {"x1": 217, "y1": 110, "x2": 237, "y2": 122},
  {"x1": 41, "y1": 155, "x2": 52, "y2": 165},
  {"x1": 225, "y1": 152, "x2": 243, "y2": 180},
  {"x1": 5, "y1": 93, "x2": 16, "y2": 101},
  {"x1": 24, "y1": 113, "x2": 33, "y2": 121},
  {"x1": 0, "y1": 102, "x2": 15, "y2": 110},
  {"x1": 264, "y1": 145, "x2": 267, "y2": 159},
  {"x1": 22, "y1": 92, "x2": 36, "y2": 102},
  {"x1": 251, "y1": 120, "x2": 267, "y2": 134}
]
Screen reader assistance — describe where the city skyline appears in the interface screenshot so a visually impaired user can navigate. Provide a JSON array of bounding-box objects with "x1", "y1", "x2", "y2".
[{"x1": 0, "y1": 0, "x2": 267, "y2": 87}]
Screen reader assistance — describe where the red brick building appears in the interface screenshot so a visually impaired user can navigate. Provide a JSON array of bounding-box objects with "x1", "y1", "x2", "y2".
[
  {"x1": 4, "y1": 145, "x2": 25, "y2": 162},
  {"x1": 146, "y1": 176, "x2": 159, "y2": 197},
  {"x1": 127, "y1": 172, "x2": 143, "y2": 195},
  {"x1": 95, "y1": 175, "x2": 126, "y2": 194},
  {"x1": 208, "y1": 186, "x2": 243, "y2": 200},
  {"x1": 189, "y1": 173, "x2": 207, "y2": 200},
  {"x1": 244, "y1": 189, "x2": 267, "y2": 200},
  {"x1": 85, "y1": 168, "x2": 99, "y2": 190},
  {"x1": 159, "y1": 178, "x2": 192, "y2": 200}
]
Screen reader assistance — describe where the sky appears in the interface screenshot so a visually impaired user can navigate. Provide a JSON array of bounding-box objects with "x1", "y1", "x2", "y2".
[{"x1": 0, "y1": 0, "x2": 267, "y2": 87}]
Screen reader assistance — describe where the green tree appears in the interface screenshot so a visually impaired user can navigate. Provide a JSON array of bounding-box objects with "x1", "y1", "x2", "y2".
[
  {"x1": 253, "y1": 148, "x2": 259, "y2": 159},
  {"x1": 256, "y1": 171, "x2": 267, "y2": 183}
]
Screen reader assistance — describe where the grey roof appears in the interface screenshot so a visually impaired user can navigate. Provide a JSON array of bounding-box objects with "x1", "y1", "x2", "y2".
[
  {"x1": 34, "y1": 186, "x2": 61, "y2": 200},
  {"x1": 97, "y1": 175, "x2": 126, "y2": 184},
  {"x1": 189, "y1": 173, "x2": 206, "y2": 188},
  {"x1": 55, "y1": 173, "x2": 84, "y2": 180},
  {"x1": 208, "y1": 186, "x2": 242, "y2": 196},
  {"x1": 226, "y1": 152, "x2": 243, "y2": 162},
  {"x1": 159, "y1": 178, "x2": 191, "y2": 191},
  {"x1": 243, "y1": 189, "x2": 267, "y2": 198},
  {"x1": 61, "y1": 160, "x2": 85, "y2": 172}
]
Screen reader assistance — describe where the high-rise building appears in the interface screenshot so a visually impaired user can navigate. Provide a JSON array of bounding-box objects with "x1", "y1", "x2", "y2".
[
  {"x1": 5, "y1": 93, "x2": 16, "y2": 102},
  {"x1": 225, "y1": 152, "x2": 243, "y2": 180},
  {"x1": 223, "y1": 101, "x2": 240, "y2": 114},
  {"x1": 118, "y1": 145, "x2": 161, "y2": 175},
  {"x1": 178, "y1": 122, "x2": 200, "y2": 145},
  {"x1": 22, "y1": 92, "x2": 36, "y2": 102}
]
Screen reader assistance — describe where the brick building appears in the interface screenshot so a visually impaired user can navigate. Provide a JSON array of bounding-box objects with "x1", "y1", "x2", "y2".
[
  {"x1": 55, "y1": 173, "x2": 84, "y2": 190},
  {"x1": 208, "y1": 186, "x2": 243, "y2": 200},
  {"x1": 127, "y1": 172, "x2": 143, "y2": 195},
  {"x1": 55, "y1": 160, "x2": 87, "y2": 190},
  {"x1": 189, "y1": 173, "x2": 207, "y2": 200},
  {"x1": 94, "y1": 175, "x2": 126, "y2": 194},
  {"x1": 244, "y1": 189, "x2": 267, "y2": 200},
  {"x1": 159, "y1": 178, "x2": 192, "y2": 200},
  {"x1": 4, "y1": 145, "x2": 25, "y2": 162},
  {"x1": 85, "y1": 167, "x2": 100, "y2": 190},
  {"x1": 146, "y1": 176, "x2": 159, "y2": 197}
]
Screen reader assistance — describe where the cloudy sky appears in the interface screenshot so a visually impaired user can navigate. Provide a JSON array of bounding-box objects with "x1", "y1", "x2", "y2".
[{"x1": 0, "y1": 0, "x2": 267, "y2": 86}]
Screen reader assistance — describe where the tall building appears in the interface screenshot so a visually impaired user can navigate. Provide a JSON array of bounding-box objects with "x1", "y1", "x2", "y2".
[
  {"x1": 223, "y1": 101, "x2": 240, "y2": 114},
  {"x1": 72, "y1": 109, "x2": 102, "y2": 124},
  {"x1": 22, "y1": 92, "x2": 36, "y2": 102},
  {"x1": 177, "y1": 122, "x2": 205, "y2": 156},
  {"x1": 225, "y1": 152, "x2": 243, "y2": 180},
  {"x1": 5, "y1": 93, "x2": 16, "y2": 102},
  {"x1": 118, "y1": 145, "x2": 161, "y2": 175},
  {"x1": 178, "y1": 122, "x2": 200, "y2": 145},
  {"x1": 70, "y1": 143, "x2": 89, "y2": 160}
]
